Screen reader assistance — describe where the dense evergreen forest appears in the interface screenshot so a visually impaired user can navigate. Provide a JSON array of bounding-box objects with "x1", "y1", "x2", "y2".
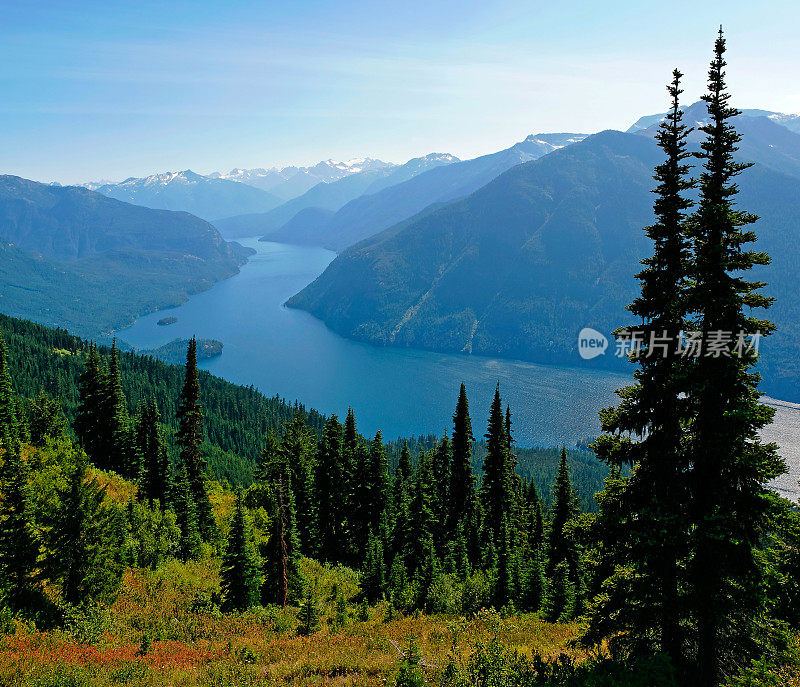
[{"x1": 2, "y1": 31, "x2": 800, "y2": 687}]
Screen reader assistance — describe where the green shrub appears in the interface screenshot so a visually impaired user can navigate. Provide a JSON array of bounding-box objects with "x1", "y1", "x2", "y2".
[{"x1": 460, "y1": 570, "x2": 492, "y2": 615}]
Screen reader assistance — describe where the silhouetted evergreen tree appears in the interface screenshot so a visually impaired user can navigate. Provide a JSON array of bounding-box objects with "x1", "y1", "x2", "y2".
[
  {"x1": 279, "y1": 413, "x2": 315, "y2": 553},
  {"x1": 176, "y1": 338, "x2": 215, "y2": 540},
  {"x1": 686, "y1": 30, "x2": 784, "y2": 686}
]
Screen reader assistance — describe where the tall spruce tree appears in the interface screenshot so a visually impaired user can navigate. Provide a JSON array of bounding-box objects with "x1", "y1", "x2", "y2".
[
  {"x1": 481, "y1": 384, "x2": 513, "y2": 543},
  {"x1": 0, "y1": 330, "x2": 18, "y2": 441},
  {"x1": 172, "y1": 462, "x2": 202, "y2": 561},
  {"x1": 279, "y1": 413, "x2": 315, "y2": 552},
  {"x1": 74, "y1": 345, "x2": 107, "y2": 465},
  {"x1": 313, "y1": 414, "x2": 344, "y2": 562},
  {"x1": 547, "y1": 447, "x2": 579, "y2": 577},
  {"x1": 449, "y1": 383, "x2": 476, "y2": 530},
  {"x1": 176, "y1": 338, "x2": 215, "y2": 540},
  {"x1": 686, "y1": 30, "x2": 783, "y2": 686},
  {"x1": 137, "y1": 399, "x2": 171, "y2": 504},
  {"x1": 0, "y1": 439, "x2": 38, "y2": 607},
  {"x1": 221, "y1": 495, "x2": 261, "y2": 612},
  {"x1": 584, "y1": 68, "x2": 694, "y2": 666}
]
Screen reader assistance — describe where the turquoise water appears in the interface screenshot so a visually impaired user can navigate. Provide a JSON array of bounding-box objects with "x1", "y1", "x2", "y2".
[{"x1": 120, "y1": 238, "x2": 628, "y2": 446}]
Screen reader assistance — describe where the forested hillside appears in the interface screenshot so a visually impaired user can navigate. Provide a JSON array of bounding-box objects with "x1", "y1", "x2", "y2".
[{"x1": 0, "y1": 176, "x2": 253, "y2": 338}]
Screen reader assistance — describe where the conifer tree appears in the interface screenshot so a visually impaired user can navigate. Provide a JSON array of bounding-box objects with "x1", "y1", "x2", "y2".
[
  {"x1": 365, "y1": 431, "x2": 390, "y2": 536},
  {"x1": 176, "y1": 338, "x2": 215, "y2": 540},
  {"x1": 431, "y1": 436, "x2": 451, "y2": 551},
  {"x1": 313, "y1": 414, "x2": 344, "y2": 562},
  {"x1": 585, "y1": 68, "x2": 694, "y2": 667},
  {"x1": 0, "y1": 330, "x2": 18, "y2": 441},
  {"x1": 362, "y1": 531, "x2": 387, "y2": 603},
  {"x1": 74, "y1": 345, "x2": 107, "y2": 464},
  {"x1": 686, "y1": 30, "x2": 783, "y2": 685},
  {"x1": 172, "y1": 462, "x2": 202, "y2": 561},
  {"x1": 27, "y1": 391, "x2": 67, "y2": 446},
  {"x1": 547, "y1": 448, "x2": 579, "y2": 577},
  {"x1": 406, "y1": 452, "x2": 437, "y2": 579},
  {"x1": 221, "y1": 495, "x2": 261, "y2": 612},
  {"x1": 137, "y1": 400, "x2": 171, "y2": 504},
  {"x1": 255, "y1": 430, "x2": 284, "y2": 483},
  {"x1": 44, "y1": 451, "x2": 125, "y2": 604},
  {"x1": 0, "y1": 440, "x2": 38, "y2": 607},
  {"x1": 449, "y1": 383, "x2": 476, "y2": 530},
  {"x1": 102, "y1": 340, "x2": 138, "y2": 475},
  {"x1": 279, "y1": 413, "x2": 315, "y2": 552},
  {"x1": 481, "y1": 384, "x2": 513, "y2": 543},
  {"x1": 261, "y1": 478, "x2": 303, "y2": 606},
  {"x1": 543, "y1": 560, "x2": 575, "y2": 623},
  {"x1": 393, "y1": 440, "x2": 413, "y2": 508},
  {"x1": 298, "y1": 585, "x2": 320, "y2": 635}
]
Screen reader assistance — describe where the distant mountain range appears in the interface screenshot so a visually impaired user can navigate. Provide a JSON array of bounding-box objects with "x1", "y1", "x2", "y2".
[
  {"x1": 213, "y1": 152, "x2": 462, "y2": 239},
  {"x1": 0, "y1": 175, "x2": 251, "y2": 337},
  {"x1": 209, "y1": 158, "x2": 394, "y2": 200},
  {"x1": 287, "y1": 112, "x2": 800, "y2": 400},
  {"x1": 236, "y1": 135, "x2": 584, "y2": 250},
  {"x1": 93, "y1": 170, "x2": 283, "y2": 222},
  {"x1": 628, "y1": 100, "x2": 800, "y2": 135}
]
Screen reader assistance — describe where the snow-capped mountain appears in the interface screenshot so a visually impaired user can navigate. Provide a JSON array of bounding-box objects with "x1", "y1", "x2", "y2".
[
  {"x1": 95, "y1": 170, "x2": 282, "y2": 221},
  {"x1": 211, "y1": 158, "x2": 394, "y2": 199},
  {"x1": 628, "y1": 101, "x2": 800, "y2": 135}
]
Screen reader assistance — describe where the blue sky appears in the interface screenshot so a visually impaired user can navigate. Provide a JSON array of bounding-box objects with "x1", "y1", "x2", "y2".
[{"x1": 1, "y1": 0, "x2": 798, "y2": 184}]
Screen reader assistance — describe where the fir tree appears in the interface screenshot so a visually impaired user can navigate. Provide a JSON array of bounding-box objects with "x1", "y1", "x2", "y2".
[
  {"x1": 137, "y1": 400, "x2": 171, "y2": 505},
  {"x1": 172, "y1": 462, "x2": 202, "y2": 561},
  {"x1": 298, "y1": 585, "x2": 320, "y2": 635},
  {"x1": 176, "y1": 338, "x2": 215, "y2": 540},
  {"x1": 481, "y1": 384, "x2": 513, "y2": 544},
  {"x1": 0, "y1": 330, "x2": 18, "y2": 441},
  {"x1": 44, "y1": 451, "x2": 125, "y2": 604},
  {"x1": 449, "y1": 383, "x2": 476, "y2": 530},
  {"x1": 362, "y1": 531, "x2": 387, "y2": 603},
  {"x1": 543, "y1": 560, "x2": 575, "y2": 623},
  {"x1": 547, "y1": 448, "x2": 579, "y2": 577},
  {"x1": 279, "y1": 413, "x2": 315, "y2": 553},
  {"x1": 313, "y1": 414, "x2": 344, "y2": 562},
  {"x1": 254, "y1": 430, "x2": 283, "y2": 483},
  {"x1": 365, "y1": 431, "x2": 390, "y2": 538},
  {"x1": 74, "y1": 345, "x2": 107, "y2": 464},
  {"x1": 585, "y1": 68, "x2": 694, "y2": 667},
  {"x1": 221, "y1": 495, "x2": 261, "y2": 612},
  {"x1": 0, "y1": 440, "x2": 38, "y2": 607},
  {"x1": 261, "y1": 478, "x2": 303, "y2": 607},
  {"x1": 686, "y1": 29, "x2": 784, "y2": 685}
]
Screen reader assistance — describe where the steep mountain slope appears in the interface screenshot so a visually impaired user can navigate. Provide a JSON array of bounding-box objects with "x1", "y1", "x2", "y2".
[
  {"x1": 95, "y1": 170, "x2": 282, "y2": 221},
  {"x1": 0, "y1": 176, "x2": 251, "y2": 337},
  {"x1": 268, "y1": 133, "x2": 586, "y2": 252},
  {"x1": 215, "y1": 152, "x2": 460, "y2": 238},
  {"x1": 287, "y1": 130, "x2": 800, "y2": 400}
]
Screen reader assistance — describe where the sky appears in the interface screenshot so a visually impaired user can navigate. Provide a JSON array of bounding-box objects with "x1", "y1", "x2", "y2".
[{"x1": 1, "y1": 0, "x2": 798, "y2": 185}]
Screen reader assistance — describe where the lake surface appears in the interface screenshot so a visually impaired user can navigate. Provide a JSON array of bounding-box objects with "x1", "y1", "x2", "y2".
[{"x1": 121, "y1": 238, "x2": 629, "y2": 447}]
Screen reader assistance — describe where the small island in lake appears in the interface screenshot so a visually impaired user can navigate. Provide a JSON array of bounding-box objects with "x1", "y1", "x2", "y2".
[
  {"x1": 140, "y1": 338, "x2": 223, "y2": 365},
  {"x1": 157, "y1": 316, "x2": 179, "y2": 326}
]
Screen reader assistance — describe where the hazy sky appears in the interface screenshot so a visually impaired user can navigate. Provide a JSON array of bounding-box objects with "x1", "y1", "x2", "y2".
[{"x1": 2, "y1": 0, "x2": 798, "y2": 184}]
